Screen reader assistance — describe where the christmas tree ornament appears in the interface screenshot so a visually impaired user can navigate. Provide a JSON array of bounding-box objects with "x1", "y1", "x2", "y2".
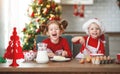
[
  {"x1": 36, "y1": 28, "x2": 40, "y2": 33},
  {"x1": 28, "y1": 7, "x2": 34, "y2": 17},
  {"x1": 43, "y1": 8, "x2": 48, "y2": 14},
  {"x1": 55, "y1": 15, "x2": 60, "y2": 20},
  {"x1": 22, "y1": 28, "x2": 26, "y2": 32},
  {"x1": 49, "y1": 17, "x2": 54, "y2": 20},
  {"x1": 38, "y1": 0, "x2": 43, "y2": 4},
  {"x1": 36, "y1": 8, "x2": 41, "y2": 15},
  {"x1": 36, "y1": 18, "x2": 40, "y2": 22},
  {"x1": 46, "y1": 4, "x2": 50, "y2": 9},
  {"x1": 51, "y1": 2, "x2": 56, "y2": 9},
  {"x1": 4, "y1": 27, "x2": 24, "y2": 67},
  {"x1": 31, "y1": 12, "x2": 35, "y2": 18}
]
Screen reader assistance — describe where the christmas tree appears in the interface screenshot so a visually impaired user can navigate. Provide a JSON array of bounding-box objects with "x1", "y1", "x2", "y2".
[{"x1": 22, "y1": 0, "x2": 62, "y2": 50}]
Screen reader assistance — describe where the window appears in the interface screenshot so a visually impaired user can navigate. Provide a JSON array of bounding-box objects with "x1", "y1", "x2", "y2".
[{"x1": 3, "y1": 0, "x2": 31, "y2": 48}]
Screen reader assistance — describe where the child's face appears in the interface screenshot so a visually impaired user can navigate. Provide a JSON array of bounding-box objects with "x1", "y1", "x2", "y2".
[
  {"x1": 88, "y1": 23, "x2": 101, "y2": 38},
  {"x1": 48, "y1": 23, "x2": 62, "y2": 42}
]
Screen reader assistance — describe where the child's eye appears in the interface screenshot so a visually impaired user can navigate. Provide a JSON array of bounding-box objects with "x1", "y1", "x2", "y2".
[
  {"x1": 49, "y1": 29, "x2": 53, "y2": 31},
  {"x1": 96, "y1": 28, "x2": 100, "y2": 30},
  {"x1": 90, "y1": 28, "x2": 94, "y2": 30},
  {"x1": 93, "y1": 27, "x2": 100, "y2": 30},
  {"x1": 90, "y1": 27, "x2": 100, "y2": 30},
  {"x1": 55, "y1": 28, "x2": 59, "y2": 30}
]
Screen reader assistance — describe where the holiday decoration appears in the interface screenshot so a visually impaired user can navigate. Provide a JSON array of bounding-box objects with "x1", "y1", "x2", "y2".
[
  {"x1": 22, "y1": 0, "x2": 62, "y2": 50},
  {"x1": 23, "y1": 50, "x2": 36, "y2": 61},
  {"x1": 73, "y1": 4, "x2": 85, "y2": 18},
  {"x1": 79, "y1": 4, "x2": 85, "y2": 17},
  {"x1": 0, "y1": 56, "x2": 6, "y2": 63},
  {"x1": 4, "y1": 27, "x2": 24, "y2": 67},
  {"x1": 73, "y1": 4, "x2": 79, "y2": 16}
]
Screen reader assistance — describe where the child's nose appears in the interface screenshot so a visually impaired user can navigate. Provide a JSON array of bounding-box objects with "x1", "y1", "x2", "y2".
[
  {"x1": 54, "y1": 29, "x2": 58, "y2": 31},
  {"x1": 94, "y1": 29, "x2": 97, "y2": 31},
  {"x1": 52, "y1": 29, "x2": 56, "y2": 32},
  {"x1": 53, "y1": 29, "x2": 55, "y2": 31}
]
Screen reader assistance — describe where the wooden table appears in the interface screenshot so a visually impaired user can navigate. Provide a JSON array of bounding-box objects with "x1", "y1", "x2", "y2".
[{"x1": 0, "y1": 59, "x2": 120, "y2": 74}]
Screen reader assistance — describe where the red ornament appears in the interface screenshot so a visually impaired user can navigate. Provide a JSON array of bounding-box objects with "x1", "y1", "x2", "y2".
[
  {"x1": 55, "y1": 16, "x2": 60, "y2": 20},
  {"x1": 79, "y1": 5, "x2": 85, "y2": 18},
  {"x1": 73, "y1": 4, "x2": 79, "y2": 16},
  {"x1": 36, "y1": 18, "x2": 40, "y2": 22},
  {"x1": 43, "y1": 8, "x2": 48, "y2": 15},
  {"x1": 36, "y1": 29, "x2": 40, "y2": 33},
  {"x1": 4, "y1": 27, "x2": 24, "y2": 67},
  {"x1": 38, "y1": 0, "x2": 43, "y2": 4},
  {"x1": 51, "y1": 2, "x2": 56, "y2": 9},
  {"x1": 30, "y1": 12, "x2": 35, "y2": 18},
  {"x1": 49, "y1": 17, "x2": 54, "y2": 21},
  {"x1": 22, "y1": 28, "x2": 26, "y2": 32}
]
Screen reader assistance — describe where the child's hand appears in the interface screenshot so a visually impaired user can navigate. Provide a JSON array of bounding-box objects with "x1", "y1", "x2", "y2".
[
  {"x1": 48, "y1": 52, "x2": 55, "y2": 58},
  {"x1": 79, "y1": 37, "x2": 85, "y2": 45},
  {"x1": 62, "y1": 50, "x2": 68, "y2": 57},
  {"x1": 72, "y1": 36, "x2": 81, "y2": 43},
  {"x1": 72, "y1": 36, "x2": 85, "y2": 45}
]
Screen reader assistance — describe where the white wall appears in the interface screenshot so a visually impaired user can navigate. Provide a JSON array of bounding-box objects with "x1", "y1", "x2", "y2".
[
  {"x1": 109, "y1": 36, "x2": 120, "y2": 58},
  {"x1": 62, "y1": 0, "x2": 120, "y2": 32}
]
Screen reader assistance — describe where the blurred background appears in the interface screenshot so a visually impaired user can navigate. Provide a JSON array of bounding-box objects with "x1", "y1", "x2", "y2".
[{"x1": 0, "y1": 0, "x2": 120, "y2": 58}]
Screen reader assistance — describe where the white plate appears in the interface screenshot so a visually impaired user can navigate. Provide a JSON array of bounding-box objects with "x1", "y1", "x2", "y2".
[
  {"x1": 50, "y1": 58, "x2": 71, "y2": 62},
  {"x1": 90, "y1": 53, "x2": 104, "y2": 56}
]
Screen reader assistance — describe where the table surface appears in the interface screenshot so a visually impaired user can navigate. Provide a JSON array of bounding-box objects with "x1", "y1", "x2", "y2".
[{"x1": 0, "y1": 59, "x2": 120, "y2": 72}]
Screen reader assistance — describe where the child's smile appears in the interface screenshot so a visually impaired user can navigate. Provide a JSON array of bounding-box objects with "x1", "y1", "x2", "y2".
[
  {"x1": 51, "y1": 33, "x2": 58, "y2": 39},
  {"x1": 88, "y1": 23, "x2": 101, "y2": 39},
  {"x1": 52, "y1": 33, "x2": 57, "y2": 36},
  {"x1": 48, "y1": 23, "x2": 61, "y2": 43}
]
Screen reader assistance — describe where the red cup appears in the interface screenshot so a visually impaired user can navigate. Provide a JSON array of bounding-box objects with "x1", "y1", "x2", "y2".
[{"x1": 117, "y1": 53, "x2": 120, "y2": 61}]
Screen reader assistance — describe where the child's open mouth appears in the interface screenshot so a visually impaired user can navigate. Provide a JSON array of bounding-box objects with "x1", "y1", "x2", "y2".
[
  {"x1": 52, "y1": 34, "x2": 57, "y2": 37},
  {"x1": 92, "y1": 33, "x2": 98, "y2": 35}
]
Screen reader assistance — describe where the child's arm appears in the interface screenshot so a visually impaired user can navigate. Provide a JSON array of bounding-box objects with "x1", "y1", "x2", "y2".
[
  {"x1": 61, "y1": 50, "x2": 67, "y2": 57},
  {"x1": 62, "y1": 38, "x2": 72, "y2": 58},
  {"x1": 47, "y1": 48, "x2": 56, "y2": 58},
  {"x1": 72, "y1": 36, "x2": 85, "y2": 45},
  {"x1": 48, "y1": 52, "x2": 55, "y2": 58}
]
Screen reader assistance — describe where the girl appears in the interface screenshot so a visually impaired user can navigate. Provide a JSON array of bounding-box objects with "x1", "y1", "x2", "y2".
[
  {"x1": 72, "y1": 18, "x2": 105, "y2": 58},
  {"x1": 42, "y1": 20, "x2": 72, "y2": 58}
]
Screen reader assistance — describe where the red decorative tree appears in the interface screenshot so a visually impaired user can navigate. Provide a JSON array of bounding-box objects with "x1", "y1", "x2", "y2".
[{"x1": 4, "y1": 27, "x2": 24, "y2": 67}]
